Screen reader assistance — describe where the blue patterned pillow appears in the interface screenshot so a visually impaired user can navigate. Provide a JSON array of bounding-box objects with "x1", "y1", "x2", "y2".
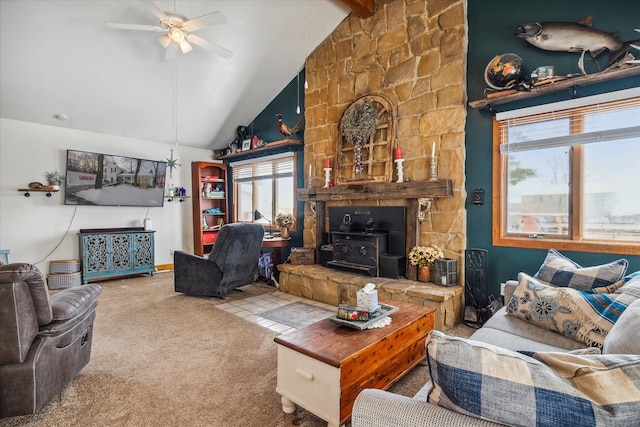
[
  {"x1": 426, "y1": 330, "x2": 640, "y2": 426},
  {"x1": 534, "y1": 249, "x2": 628, "y2": 291}
]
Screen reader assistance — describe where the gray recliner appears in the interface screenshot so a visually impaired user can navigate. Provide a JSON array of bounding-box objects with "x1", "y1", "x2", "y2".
[
  {"x1": 0, "y1": 263, "x2": 102, "y2": 418},
  {"x1": 174, "y1": 222, "x2": 264, "y2": 297}
]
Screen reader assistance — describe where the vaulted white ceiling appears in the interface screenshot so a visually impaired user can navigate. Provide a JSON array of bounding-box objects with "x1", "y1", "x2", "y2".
[{"x1": 0, "y1": 0, "x2": 351, "y2": 150}]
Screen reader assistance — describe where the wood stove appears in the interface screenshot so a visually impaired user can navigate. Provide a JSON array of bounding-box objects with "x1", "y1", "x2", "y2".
[{"x1": 326, "y1": 206, "x2": 406, "y2": 278}]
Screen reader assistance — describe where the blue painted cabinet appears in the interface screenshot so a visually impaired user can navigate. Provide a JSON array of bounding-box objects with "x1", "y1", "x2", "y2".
[{"x1": 79, "y1": 227, "x2": 155, "y2": 284}]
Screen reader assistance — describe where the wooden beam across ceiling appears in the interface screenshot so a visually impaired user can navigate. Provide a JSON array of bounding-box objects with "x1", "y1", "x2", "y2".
[{"x1": 340, "y1": 0, "x2": 375, "y2": 18}]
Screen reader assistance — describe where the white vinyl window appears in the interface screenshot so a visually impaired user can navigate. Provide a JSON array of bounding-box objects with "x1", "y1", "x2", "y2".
[
  {"x1": 231, "y1": 152, "x2": 296, "y2": 230},
  {"x1": 493, "y1": 88, "x2": 640, "y2": 256}
]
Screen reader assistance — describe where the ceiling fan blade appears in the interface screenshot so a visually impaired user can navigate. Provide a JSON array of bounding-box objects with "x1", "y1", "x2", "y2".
[
  {"x1": 184, "y1": 11, "x2": 227, "y2": 32},
  {"x1": 106, "y1": 22, "x2": 164, "y2": 32},
  {"x1": 140, "y1": 0, "x2": 169, "y2": 22},
  {"x1": 187, "y1": 34, "x2": 233, "y2": 59},
  {"x1": 165, "y1": 43, "x2": 179, "y2": 61}
]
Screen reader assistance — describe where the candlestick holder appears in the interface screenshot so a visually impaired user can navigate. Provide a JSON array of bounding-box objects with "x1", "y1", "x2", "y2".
[
  {"x1": 394, "y1": 159, "x2": 405, "y2": 183},
  {"x1": 429, "y1": 155, "x2": 438, "y2": 181},
  {"x1": 323, "y1": 168, "x2": 332, "y2": 188},
  {"x1": 306, "y1": 176, "x2": 313, "y2": 189}
]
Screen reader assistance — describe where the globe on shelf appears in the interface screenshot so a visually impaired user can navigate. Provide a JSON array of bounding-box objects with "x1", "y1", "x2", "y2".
[{"x1": 484, "y1": 53, "x2": 525, "y2": 90}]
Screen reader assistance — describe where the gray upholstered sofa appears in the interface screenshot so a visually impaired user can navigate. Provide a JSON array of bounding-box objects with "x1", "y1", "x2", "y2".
[{"x1": 352, "y1": 259, "x2": 640, "y2": 427}]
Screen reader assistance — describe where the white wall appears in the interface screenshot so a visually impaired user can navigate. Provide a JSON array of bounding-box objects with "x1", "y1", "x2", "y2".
[{"x1": 0, "y1": 118, "x2": 218, "y2": 275}]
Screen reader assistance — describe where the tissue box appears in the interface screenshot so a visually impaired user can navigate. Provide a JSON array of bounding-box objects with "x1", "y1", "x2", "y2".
[{"x1": 357, "y1": 283, "x2": 379, "y2": 312}]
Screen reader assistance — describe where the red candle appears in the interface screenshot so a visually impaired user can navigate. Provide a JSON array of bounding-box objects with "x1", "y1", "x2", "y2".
[
  {"x1": 394, "y1": 147, "x2": 402, "y2": 160},
  {"x1": 324, "y1": 157, "x2": 331, "y2": 168}
]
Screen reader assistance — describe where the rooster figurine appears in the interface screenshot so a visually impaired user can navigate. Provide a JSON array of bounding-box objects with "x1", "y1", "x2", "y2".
[{"x1": 277, "y1": 112, "x2": 304, "y2": 138}]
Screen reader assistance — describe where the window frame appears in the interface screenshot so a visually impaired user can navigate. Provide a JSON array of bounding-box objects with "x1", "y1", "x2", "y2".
[
  {"x1": 492, "y1": 91, "x2": 640, "y2": 256},
  {"x1": 230, "y1": 152, "x2": 298, "y2": 232}
]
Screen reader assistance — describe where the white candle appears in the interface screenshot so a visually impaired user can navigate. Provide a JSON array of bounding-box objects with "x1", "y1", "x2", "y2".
[
  {"x1": 308, "y1": 164, "x2": 311, "y2": 177},
  {"x1": 431, "y1": 142, "x2": 435, "y2": 158}
]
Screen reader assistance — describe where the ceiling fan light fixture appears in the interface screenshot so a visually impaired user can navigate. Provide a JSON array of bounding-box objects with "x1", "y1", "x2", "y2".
[
  {"x1": 179, "y1": 40, "x2": 193, "y2": 54},
  {"x1": 158, "y1": 34, "x2": 172, "y2": 48},
  {"x1": 169, "y1": 27, "x2": 185, "y2": 43}
]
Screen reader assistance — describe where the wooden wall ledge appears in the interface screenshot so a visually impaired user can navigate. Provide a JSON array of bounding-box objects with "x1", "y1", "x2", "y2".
[
  {"x1": 297, "y1": 179, "x2": 453, "y2": 202},
  {"x1": 469, "y1": 64, "x2": 640, "y2": 109}
]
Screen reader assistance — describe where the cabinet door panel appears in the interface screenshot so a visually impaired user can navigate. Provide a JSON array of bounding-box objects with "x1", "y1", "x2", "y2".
[
  {"x1": 83, "y1": 235, "x2": 110, "y2": 273},
  {"x1": 133, "y1": 233, "x2": 154, "y2": 267},
  {"x1": 112, "y1": 234, "x2": 132, "y2": 270}
]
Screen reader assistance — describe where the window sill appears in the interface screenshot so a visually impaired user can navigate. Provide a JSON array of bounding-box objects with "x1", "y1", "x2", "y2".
[{"x1": 493, "y1": 234, "x2": 640, "y2": 256}]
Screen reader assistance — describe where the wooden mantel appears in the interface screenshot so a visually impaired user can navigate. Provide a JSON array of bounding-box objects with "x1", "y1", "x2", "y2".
[{"x1": 297, "y1": 179, "x2": 453, "y2": 202}]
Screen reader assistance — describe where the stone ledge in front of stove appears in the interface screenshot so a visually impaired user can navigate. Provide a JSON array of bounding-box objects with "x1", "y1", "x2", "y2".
[{"x1": 277, "y1": 263, "x2": 463, "y2": 330}]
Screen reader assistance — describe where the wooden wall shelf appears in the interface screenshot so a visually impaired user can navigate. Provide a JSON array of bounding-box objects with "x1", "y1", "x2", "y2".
[
  {"x1": 468, "y1": 65, "x2": 640, "y2": 109},
  {"x1": 18, "y1": 188, "x2": 60, "y2": 197},
  {"x1": 215, "y1": 139, "x2": 303, "y2": 160}
]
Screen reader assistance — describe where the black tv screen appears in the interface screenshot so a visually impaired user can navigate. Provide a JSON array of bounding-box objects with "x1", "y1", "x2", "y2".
[{"x1": 64, "y1": 149, "x2": 167, "y2": 207}]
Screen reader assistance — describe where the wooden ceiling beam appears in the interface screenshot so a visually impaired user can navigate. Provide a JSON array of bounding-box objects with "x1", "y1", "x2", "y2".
[{"x1": 340, "y1": 0, "x2": 375, "y2": 18}]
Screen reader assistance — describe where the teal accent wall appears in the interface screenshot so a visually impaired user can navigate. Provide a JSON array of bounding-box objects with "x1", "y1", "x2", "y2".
[
  {"x1": 251, "y1": 69, "x2": 306, "y2": 144},
  {"x1": 235, "y1": 70, "x2": 306, "y2": 260},
  {"x1": 466, "y1": 0, "x2": 640, "y2": 297}
]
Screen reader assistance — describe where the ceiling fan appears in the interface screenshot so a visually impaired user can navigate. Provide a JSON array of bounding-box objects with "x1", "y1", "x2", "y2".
[{"x1": 106, "y1": 0, "x2": 233, "y2": 60}]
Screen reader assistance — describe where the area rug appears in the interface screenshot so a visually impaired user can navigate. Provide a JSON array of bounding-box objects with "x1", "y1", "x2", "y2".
[{"x1": 260, "y1": 301, "x2": 335, "y2": 329}]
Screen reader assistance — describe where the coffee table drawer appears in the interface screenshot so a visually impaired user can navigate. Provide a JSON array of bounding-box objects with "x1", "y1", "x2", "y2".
[{"x1": 276, "y1": 345, "x2": 341, "y2": 425}]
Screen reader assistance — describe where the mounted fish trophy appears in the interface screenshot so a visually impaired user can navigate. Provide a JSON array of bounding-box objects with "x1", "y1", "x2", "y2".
[{"x1": 515, "y1": 16, "x2": 640, "y2": 74}]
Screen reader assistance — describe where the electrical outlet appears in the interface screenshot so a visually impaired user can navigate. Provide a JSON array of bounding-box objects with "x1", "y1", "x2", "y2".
[{"x1": 500, "y1": 282, "x2": 506, "y2": 296}]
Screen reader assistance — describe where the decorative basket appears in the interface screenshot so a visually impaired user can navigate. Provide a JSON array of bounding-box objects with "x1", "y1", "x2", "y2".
[
  {"x1": 47, "y1": 272, "x2": 82, "y2": 289},
  {"x1": 49, "y1": 259, "x2": 81, "y2": 274}
]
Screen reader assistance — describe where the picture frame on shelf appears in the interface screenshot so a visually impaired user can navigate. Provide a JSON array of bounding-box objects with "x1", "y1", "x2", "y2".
[{"x1": 242, "y1": 139, "x2": 251, "y2": 151}]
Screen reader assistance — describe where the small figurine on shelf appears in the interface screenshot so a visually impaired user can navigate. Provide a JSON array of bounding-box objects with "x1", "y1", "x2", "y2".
[{"x1": 202, "y1": 183, "x2": 212, "y2": 198}]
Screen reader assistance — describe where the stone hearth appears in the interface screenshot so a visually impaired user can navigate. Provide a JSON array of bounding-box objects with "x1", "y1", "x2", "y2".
[{"x1": 278, "y1": 264, "x2": 463, "y2": 330}]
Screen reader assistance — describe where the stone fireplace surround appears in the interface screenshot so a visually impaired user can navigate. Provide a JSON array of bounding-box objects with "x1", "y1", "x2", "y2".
[
  {"x1": 278, "y1": 0, "x2": 469, "y2": 329},
  {"x1": 277, "y1": 179, "x2": 464, "y2": 330}
]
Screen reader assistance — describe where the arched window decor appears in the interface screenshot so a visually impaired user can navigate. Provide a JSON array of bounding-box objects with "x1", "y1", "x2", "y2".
[{"x1": 337, "y1": 94, "x2": 396, "y2": 184}]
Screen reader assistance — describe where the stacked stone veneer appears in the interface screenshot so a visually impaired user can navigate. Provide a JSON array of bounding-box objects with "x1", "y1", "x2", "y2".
[
  {"x1": 287, "y1": 0, "x2": 468, "y2": 327},
  {"x1": 304, "y1": 0, "x2": 467, "y2": 258},
  {"x1": 278, "y1": 264, "x2": 463, "y2": 330}
]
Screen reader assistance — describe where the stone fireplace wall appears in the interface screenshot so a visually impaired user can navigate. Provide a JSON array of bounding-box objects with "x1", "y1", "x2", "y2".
[{"x1": 303, "y1": 0, "x2": 468, "y2": 268}]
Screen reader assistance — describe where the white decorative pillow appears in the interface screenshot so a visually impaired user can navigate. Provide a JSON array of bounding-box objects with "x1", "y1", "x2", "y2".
[{"x1": 534, "y1": 249, "x2": 628, "y2": 291}]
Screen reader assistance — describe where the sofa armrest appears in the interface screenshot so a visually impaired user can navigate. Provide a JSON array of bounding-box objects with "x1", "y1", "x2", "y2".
[
  {"x1": 351, "y1": 389, "x2": 503, "y2": 427},
  {"x1": 49, "y1": 284, "x2": 102, "y2": 322},
  {"x1": 503, "y1": 280, "x2": 518, "y2": 303}
]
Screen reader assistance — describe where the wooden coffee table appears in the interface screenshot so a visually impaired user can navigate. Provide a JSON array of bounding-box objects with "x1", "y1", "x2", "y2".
[{"x1": 274, "y1": 300, "x2": 435, "y2": 427}]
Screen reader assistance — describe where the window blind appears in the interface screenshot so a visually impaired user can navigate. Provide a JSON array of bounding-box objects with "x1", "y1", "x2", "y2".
[
  {"x1": 230, "y1": 152, "x2": 294, "y2": 183},
  {"x1": 497, "y1": 88, "x2": 640, "y2": 154}
]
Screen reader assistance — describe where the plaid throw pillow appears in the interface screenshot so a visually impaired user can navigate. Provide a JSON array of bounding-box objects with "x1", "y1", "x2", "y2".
[
  {"x1": 426, "y1": 330, "x2": 640, "y2": 426},
  {"x1": 534, "y1": 249, "x2": 628, "y2": 290}
]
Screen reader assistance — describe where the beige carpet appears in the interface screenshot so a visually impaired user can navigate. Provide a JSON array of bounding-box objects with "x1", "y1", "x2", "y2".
[{"x1": 1, "y1": 272, "x2": 473, "y2": 427}]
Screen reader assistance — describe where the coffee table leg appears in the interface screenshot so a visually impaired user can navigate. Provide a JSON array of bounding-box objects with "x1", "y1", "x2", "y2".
[{"x1": 281, "y1": 396, "x2": 296, "y2": 414}]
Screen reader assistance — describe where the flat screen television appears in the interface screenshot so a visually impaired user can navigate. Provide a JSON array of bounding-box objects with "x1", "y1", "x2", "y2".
[{"x1": 64, "y1": 149, "x2": 167, "y2": 207}]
